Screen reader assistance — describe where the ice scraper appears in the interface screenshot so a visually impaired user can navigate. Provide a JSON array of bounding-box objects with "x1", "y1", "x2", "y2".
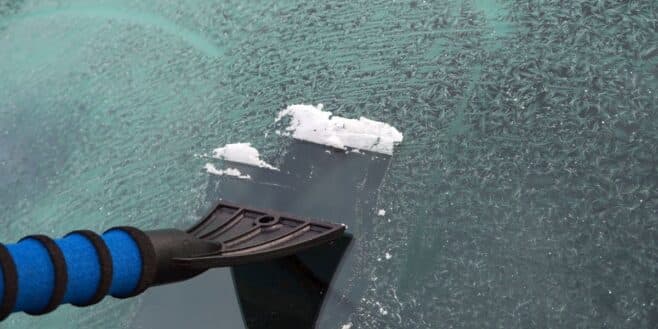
[{"x1": 0, "y1": 201, "x2": 345, "y2": 320}]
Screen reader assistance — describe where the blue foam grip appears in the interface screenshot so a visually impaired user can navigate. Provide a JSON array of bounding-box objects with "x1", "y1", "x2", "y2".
[
  {"x1": 103, "y1": 229, "x2": 142, "y2": 297},
  {"x1": 0, "y1": 228, "x2": 147, "y2": 316},
  {"x1": 8, "y1": 239, "x2": 54, "y2": 313},
  {"x1": 57, "y1": 234, "x2": 102, "y2": 305}
]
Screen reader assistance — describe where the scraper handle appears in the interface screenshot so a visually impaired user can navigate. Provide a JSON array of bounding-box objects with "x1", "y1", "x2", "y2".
[
  {"x1": 0, "y1": 200, "x2": 347, "y2": 321},
  {"x1": 0, "y1": 227, "x2": 212, "y2": 321}
]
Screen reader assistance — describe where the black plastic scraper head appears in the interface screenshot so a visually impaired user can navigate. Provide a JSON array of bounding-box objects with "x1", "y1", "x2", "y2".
[
  {"x1": 159, "y1": 201, "x2": 346, "y2": 270},
  {"x1": 131, "y1": 201, "x2": 347, "y2": 329}
]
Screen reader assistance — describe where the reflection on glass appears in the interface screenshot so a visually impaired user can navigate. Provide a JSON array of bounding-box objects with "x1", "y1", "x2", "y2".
[{"x1": 234, "y1": 234, "x2": 352, "y2": 328}]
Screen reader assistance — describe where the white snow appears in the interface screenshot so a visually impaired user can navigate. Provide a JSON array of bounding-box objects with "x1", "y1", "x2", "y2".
[
  {"x1": 341, "y1": 323, "x2": 353, "y2": 329},
  {"x1": 275, "y1": 104, "x2": 404, "y2": 155},
  {"x1": 377, "y1": 209, "x2": 386, "y2": 216},
  {"x1": 211, "y1": 143, "x2": 278, "y2": 170},
  {"x1": 385, "y1": 252, "x2": 393, "y2": 260},
  {"x1": 204, "y1": 163, "x2": 251, "y2": 180}
]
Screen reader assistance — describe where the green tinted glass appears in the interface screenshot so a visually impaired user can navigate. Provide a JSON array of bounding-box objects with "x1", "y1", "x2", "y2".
[{"x1": 0, "y1": 1, "x2": 656, "y2": 328}]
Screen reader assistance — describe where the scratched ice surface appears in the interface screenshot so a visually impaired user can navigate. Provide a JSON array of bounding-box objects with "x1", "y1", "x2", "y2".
[{"x1": 0, "y1": 1, "x2": 657, "y2": 328}]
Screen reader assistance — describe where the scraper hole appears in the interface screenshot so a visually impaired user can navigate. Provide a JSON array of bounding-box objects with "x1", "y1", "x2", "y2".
[{"x1": 258, "y1": 216, "x2": 275, "y2": 224}]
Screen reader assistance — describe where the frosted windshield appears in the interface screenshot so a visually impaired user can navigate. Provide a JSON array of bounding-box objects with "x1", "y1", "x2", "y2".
[{"x1": 0, "y1": 1, "x2": 656, "y2": 328}]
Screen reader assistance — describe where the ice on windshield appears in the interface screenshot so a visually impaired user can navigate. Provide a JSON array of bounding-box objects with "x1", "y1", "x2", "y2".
[
  {"x1": 275, "y1": 104, "x2": 404, "y2": 155},
  {"x1": 0, "y1": 0, "x2": 656, "y2": 329}
]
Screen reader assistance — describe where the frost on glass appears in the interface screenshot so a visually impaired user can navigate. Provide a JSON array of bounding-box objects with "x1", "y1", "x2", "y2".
[{"x1": 0, "y1": 0, "x2": 657, "y2": 328}]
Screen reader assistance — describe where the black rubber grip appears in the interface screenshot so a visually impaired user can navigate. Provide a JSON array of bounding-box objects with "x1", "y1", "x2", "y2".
[
  {"x1": 108, "y1": 227, "x2": 157, "y2": 299},
  {"x1": 20, "y1": 235, "x2": 68, "y2": 316},
  {"x1": 65, "y1": 230, "x2": 114, "y2": 307},
  {"x1": 0, "y1": 244, "x2": 18, "y2": 321}
]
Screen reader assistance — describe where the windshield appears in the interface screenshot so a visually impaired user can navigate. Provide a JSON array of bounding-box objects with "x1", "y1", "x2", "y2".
[{"x1": 0, "y1": 1, "x2": 656, "y2": 328}]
